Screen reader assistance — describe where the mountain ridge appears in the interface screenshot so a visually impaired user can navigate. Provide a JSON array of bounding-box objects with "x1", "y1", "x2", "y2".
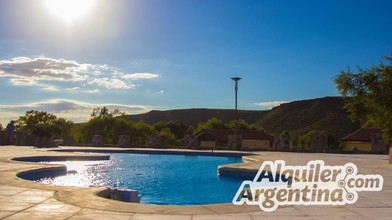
[{"x1": 126, "y1": 96, "x2": 360, "y2": 139}]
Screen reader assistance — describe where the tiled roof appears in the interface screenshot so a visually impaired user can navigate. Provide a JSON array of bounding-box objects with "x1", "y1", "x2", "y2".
[
  {"x1": 196, "y1": 129, "x2": 274, "y2": 141},
  {"x1": 342, "y1": 128, "x2": 381, "y2": 142}
]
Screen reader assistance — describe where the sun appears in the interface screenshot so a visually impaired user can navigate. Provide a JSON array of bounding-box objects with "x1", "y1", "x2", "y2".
[{"x1": 45, "y1": 0, "x2": 95, "y2": 24}]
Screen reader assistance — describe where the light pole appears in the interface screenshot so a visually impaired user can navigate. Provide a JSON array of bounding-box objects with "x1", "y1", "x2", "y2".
[{"x1": 231, "y1": 77, "x2": 241, "y2": 134}]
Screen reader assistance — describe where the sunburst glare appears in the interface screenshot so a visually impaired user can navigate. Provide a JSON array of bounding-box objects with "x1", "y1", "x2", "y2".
[{"x1": 44, "y1": 0, "x2": 95, "y2": 24}]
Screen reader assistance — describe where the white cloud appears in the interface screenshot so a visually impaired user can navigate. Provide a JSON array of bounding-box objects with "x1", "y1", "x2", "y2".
[
  {"x1": 122, "y1": 73, "x2": 159, "y2": 80},
  {"x1": 65, "y1": 87, "x2": 99, "y2": 93},
  {"x1": 42, "y1": 85, "x2": 59, "y2": 91},
  {"x1": 66, "y1": 87, "x2": 80, "y2": 91},
  {"x1": 0, "y1": 57, "x2": 159, "y2": 91},
  {"x1": 255, "y1": 101, "x2": 289, "y2": 109},
  {"x1": 0, "y1": 99, "x2": 150, "y2": 125},
  {"x1": 88, "y1": 78, "x2": 134, "y2": 89},
  {"x1": 0, "y1": 57, "x2": 86, "y2": 81},
  {"x1": 10, "y1": 78, "x2": 37, "y2": 86},
  {"x1": 85, "y1": 89, "x2": 99, "y2": 93}
]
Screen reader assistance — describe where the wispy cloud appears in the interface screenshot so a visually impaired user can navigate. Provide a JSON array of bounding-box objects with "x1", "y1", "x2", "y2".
[
  {"x1": 255, "y1": 101, "x2": 289, "y2": 109},
  {"x1": 65, "y1": 87, "x2": 100, "y2": 93},
  {"x1": 85, "y1": 89, "x2": 100, "y2": 94},
  {"x1": 122, "y1": 73, "x2": 159, "y2": 80},
  {"x1": 42, "y1": 85, "x2": 59, "y2": 91},
  {"x1": 10, "y1": 78, "x2": 37, "y2": 86},
  {"x1": 0, "y1": 99, "x2": 150, "y2": 124},
  {"x1": 65, "y1": 87, "x2": 81, "y2": 92},
  {"x1": 88, "y1": 78, "x2": 133, "y2": 89},
  {"x1": 0, "y1": 57, "x2": 159, "y2": 91}
]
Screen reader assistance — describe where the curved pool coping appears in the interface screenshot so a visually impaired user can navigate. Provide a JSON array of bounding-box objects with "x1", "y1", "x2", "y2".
[
  {"x1": 8, "y1": 146, "x2": 264, "y2": 215},
  {"x1": 13, "y1": 154, "x2": 111, "y2": 162},
  {"x1": 50, "y1": 147, "x2": 252, "y2": 157}
]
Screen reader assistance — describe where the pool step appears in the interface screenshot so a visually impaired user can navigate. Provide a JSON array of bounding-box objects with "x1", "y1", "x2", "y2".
[{"x1": 110, "y1": 188, "x2": 141, "y2": 203}]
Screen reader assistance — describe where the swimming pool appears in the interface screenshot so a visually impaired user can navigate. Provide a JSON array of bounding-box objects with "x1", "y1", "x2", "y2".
[{"x1": 36, "y1": 153, "x2": 244, "y2": 205}]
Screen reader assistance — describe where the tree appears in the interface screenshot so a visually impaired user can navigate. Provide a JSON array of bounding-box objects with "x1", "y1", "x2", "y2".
[
  {"x1": 153, "y1": 120, "x2": 191, "y2": 140},
  {"x1": 91, "y1": 107, "x2": 124, "y2": 119},
  {"x1": 334, "y1": 55, "x2": 392, "y2": 141},
  {"x1": 54, "y1": 118, "x2": 74, "y2": 138},
  {"x1": 195, "y1": 118, "x2": 227, "y2": 133},
  {"x1": 226, "y1": 119, "x2": 263, "y2": 131},
  {"x1": 129, "y1": 121, "x2": 153, "y2": 145},
  {"x1": 297, "y1": 131, "x2": 312, "y2": 150},
  {"x1": 158, "y1": 128, "x2": 180, "y2": 146},
  {"x1": 17, "y1": 110, "x2": 73, "y2": 141},
  {"x1": 78, "y1": 108, "x2": 153, "y2": 145}
]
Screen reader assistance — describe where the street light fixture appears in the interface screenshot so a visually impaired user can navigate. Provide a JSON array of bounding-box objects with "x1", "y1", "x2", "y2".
[{"x1": 231, "y1": 77, "x2": 241, "y2": 134}]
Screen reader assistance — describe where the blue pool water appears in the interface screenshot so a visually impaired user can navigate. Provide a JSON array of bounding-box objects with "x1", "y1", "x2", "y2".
[{"x1": 38, "y1": 153, "x2": 244, "y2": 205}]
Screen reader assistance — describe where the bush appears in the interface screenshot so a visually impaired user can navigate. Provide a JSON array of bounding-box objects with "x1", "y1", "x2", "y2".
[
  {"x1": 78, "y1": 116, "x2": 153, "y2": 145},
  {"x1": 16, "y1": 110, "x2": 73, "y2": 142}
]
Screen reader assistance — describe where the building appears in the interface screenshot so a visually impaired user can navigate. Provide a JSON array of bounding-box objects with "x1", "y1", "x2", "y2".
[
  {"x1": 342, "y1": 128, "x2": 389, "y2": 153},
  {"x1": 195, "y1": 129, "x2": 274, "y2": 150}
]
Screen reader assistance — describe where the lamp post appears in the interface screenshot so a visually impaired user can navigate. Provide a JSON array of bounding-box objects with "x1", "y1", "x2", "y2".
[{"x1": 231, "y1": 77, "x2": 241, "y2": 134}]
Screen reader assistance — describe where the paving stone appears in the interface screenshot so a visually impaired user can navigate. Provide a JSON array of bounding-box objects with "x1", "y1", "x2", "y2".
[
  {"x1": 69, "y1": 208, "x2": 133, "y2": 220},
  {"x1": 16, "y1": 189, "x2": 54, "y2": 197},
  {"x1": 200, "y1": 204, "x2": 260, "y2": 214},
  {"x1": 192, "y1": 214, "x2": 252, "y2": 220},
  {"x1": 251, "y1": 216, "x2": 313, "y2": 220},
  {"x1": 4, "y1": 211, "x2": 75, "y2": 220},
  {"x1": 348, "y1": 207, "x2": 392, "y2": 219},
  {"x1": 0, "y1": 186, "x2": 28, "y2": 196},
  {"x1": 0, "y1": 211, "x2": 15, "y2": 219},
  {"x1": 309, "y1": 216, "x2": 367, "y2": 220},
  {"x1": 69, "y1": 213, "x2": 133, "y2": 220},
  {"x1": 0, "y1": 202, "x2": 35, "y2": 211},
  {"x1": 249, "y1": 206, "x2": 306, "y2": 216},
  {"x1": 353, "y1": 196, "x2": 388, "y2": 207},
  {"x1": 25, "y1": 202, "x2": 81, "y2": 213},
  {"x1": 0, "y1": 195, "x2": 50, "y2": 204},
  {"x1": 131, "y1": 214, "x2": 192, "y2": 220},
  {"x1": 294, "y1": 206, "x2": 363, "y2": 217}
]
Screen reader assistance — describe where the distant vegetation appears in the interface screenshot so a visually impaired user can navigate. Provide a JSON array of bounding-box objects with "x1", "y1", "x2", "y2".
[
  {"x1": 127, "y1": 108, "x2": 267, "y2": 127},
  {"x1": 194, "y1": 118, "x2": 263, "y2": 133},
  {"x1": 75, "y1": 107, "x2": 154, "y2": 145},
  {"x1": 128, "y1": 96, "x2": 360, "y2": 146},
  {"x1": 83, "y1": 96, "x2": 361, "y2": 148},
  {"x1": 256, "y1": 97, "x2": 360, "y2": 149},
  {"x1": 16, "y1": 110, "x2": 73, "y2": 142},
  {"x1": 11, "y1": 96, "x2": 361, "y2": 148},
  {"x1": 74, "y1": 108, "x2": 262, "y2": 146}
]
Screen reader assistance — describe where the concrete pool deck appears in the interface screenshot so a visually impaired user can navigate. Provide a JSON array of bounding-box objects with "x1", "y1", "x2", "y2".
[{"x1": 0, "y1": 145, "x2": 391, "y2": 219}]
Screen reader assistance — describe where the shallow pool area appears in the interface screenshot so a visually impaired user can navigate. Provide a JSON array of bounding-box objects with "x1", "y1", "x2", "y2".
[{"x1": 35, "y1": 153, "x2": 244, "y2": 205}]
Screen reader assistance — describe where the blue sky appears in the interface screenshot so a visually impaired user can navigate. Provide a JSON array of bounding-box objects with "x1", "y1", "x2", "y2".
[{"x1": 0, "y1": 0, "x2": 391, "y2": 125}]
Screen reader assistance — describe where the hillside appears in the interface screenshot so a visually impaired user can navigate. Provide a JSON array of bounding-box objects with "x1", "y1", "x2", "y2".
[
  {"x1": 256, "y1": 97, "x2": 360, "y2": 139},
  {"x1": 127, "y1": 108, "x2": 268, "y2": 127},
  {"x1": 127, "y1": 97, "x2": 360, "y2": 139}
]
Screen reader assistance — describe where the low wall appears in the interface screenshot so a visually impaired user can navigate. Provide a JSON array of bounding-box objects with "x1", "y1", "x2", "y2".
[{"x1": 242, "y1": 140, "x2": 271, "y2": 150}]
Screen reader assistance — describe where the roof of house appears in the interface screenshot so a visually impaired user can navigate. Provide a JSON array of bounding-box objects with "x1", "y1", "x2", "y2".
[
  {"x1": 196, "y1": 129, "x2": 274, "y2": 141},
  {"x1": 342, "y1": 128, "x2": 381, "y2": 142}
]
